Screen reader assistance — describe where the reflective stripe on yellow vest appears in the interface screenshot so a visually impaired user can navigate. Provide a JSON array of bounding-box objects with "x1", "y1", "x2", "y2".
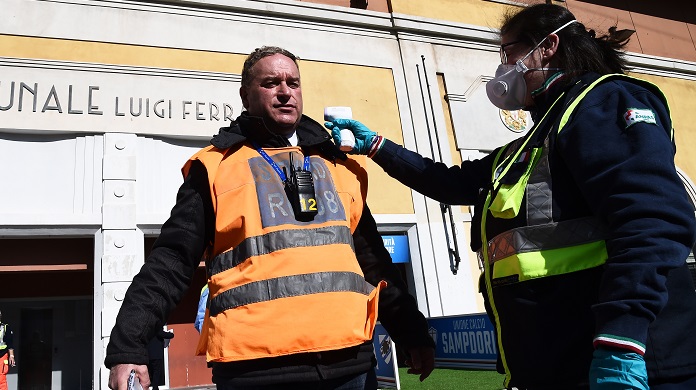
[
  {"x1": 483, "y1": 217, "x2": 607, "y2": 284},
  {"x1": 185, "y1": 144, "x2": 383, "y2": 363}
]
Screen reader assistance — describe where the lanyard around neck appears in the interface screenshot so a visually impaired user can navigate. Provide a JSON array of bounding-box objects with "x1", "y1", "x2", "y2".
[{"x1": 252, "y1": 141, "x2": 310, "y2": 182}]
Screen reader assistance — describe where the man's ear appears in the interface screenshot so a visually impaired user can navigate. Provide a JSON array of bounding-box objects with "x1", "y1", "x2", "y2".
[{"x1": 240, "y1": 86, "x2": 249, "y2": 109}]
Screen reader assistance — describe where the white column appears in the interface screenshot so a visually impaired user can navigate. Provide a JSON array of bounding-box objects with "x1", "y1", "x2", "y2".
[{"x1": 98, "y1": 133, "x2": 144, "y2": 389}]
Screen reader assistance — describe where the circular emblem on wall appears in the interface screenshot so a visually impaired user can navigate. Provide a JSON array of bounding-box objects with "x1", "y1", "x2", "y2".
[{"x1": 500, "y1": 109, "x2": 532, "y2": 133}]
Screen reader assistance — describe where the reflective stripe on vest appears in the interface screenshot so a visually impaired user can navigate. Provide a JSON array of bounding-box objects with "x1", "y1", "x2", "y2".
[
  {"x1": 483, "y1": 216, "x2": 606, "y2": 263},
  {"x1": 187, "y1": 143, "x2": 381, "y2": 363},
  {"x1": 484, "y1": 217, "x2": 608, "y2": 283},
  {"x1": 210, "y1": 271, "x2": 374, "y2": 315},
  {"x1": 209, "y1": 225, "x2": 354, "y2": 276}
]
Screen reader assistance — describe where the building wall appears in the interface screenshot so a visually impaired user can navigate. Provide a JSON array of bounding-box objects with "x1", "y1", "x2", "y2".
[
  {"x1": 389, "y1": 0, "x2": 696, "y2": 63},
  {"x1": 635, "y1": 73, "x2": 696, "y2": 179},
  {"x1": 1, "y1": 0, "x2": 694, "y2": 389}
]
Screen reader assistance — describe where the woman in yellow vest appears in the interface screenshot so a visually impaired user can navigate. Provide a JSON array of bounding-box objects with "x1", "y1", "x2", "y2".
[{"x1": 327, "y1": 4, "x2": 696, "y2": 390}]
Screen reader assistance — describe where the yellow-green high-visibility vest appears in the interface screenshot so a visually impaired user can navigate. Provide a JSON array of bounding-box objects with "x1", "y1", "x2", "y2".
[
  {"x1": 479, "y1": 74, "x2": 671, "y2": 387},
  {"x1": 481, "y1": 74, "x2": 671, "y2": 284}
]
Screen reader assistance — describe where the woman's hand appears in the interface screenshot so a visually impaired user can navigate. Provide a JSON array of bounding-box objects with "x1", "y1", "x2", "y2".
[{"x1": 324, "y1": 119, "x2": 377, "y2": 155}]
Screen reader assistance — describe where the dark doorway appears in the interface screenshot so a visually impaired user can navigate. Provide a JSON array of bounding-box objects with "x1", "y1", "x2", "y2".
[{"x1": 19, "y1": 308, "x2": 53, "y2": 390}]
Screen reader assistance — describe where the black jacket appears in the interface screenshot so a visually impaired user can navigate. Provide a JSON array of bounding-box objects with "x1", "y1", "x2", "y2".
[{"x1": 105, "y1": 112, "x2": 434, "y2": 385}]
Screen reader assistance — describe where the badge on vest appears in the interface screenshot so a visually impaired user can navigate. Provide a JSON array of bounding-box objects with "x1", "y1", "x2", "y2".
[{"x1": 623, "y1": 108, "x2": 656, "y2": 129}]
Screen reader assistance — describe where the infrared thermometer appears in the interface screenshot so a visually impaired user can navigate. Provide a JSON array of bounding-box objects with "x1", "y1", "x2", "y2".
[{"x1": 324, "y1": 106, "x2": 355, "y2": 152}]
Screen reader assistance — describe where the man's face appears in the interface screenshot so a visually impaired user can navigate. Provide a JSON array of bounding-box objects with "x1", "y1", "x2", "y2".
[{"x1": 240, "y1": 54, "x2": 303, "y2": 136}]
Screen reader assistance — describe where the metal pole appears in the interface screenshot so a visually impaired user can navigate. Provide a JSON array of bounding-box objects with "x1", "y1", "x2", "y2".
[{"x1": 417, "y1": 56, "x2": 462, "y2": 275}]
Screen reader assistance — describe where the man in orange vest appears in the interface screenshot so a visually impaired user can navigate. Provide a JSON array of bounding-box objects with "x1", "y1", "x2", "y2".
[
  {"x1": 105, "y1": 46, "x2": 435, "y2": 390},
  {"x1": 0, "y1": 309, "x2": 16, "y2": 390}
]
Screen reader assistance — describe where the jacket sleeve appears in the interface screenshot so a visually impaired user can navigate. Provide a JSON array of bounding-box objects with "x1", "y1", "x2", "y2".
[
  {"x1": 104, "y1": 161, "x2": 214, "y2": 367},
  {"x1": 556, "y1": 80, "x2": 696, "y2": 354},
  {"x1": 353, "y1": 204, "x2": 435, "y2": 350},
  {"x1": 371, "y1": 138, "x2": 495, "y2": 206}
]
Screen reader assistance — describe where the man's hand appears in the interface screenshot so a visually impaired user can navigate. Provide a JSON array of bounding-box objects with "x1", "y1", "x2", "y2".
[
  {"x1": 108, "y1": 364, "x2": 150, "y2": 390},
  {"x1": 589, "y1": 348, "x2": 648, "y2": 389},
  {"x1": 324, "y1": 119, "x2": 377, "y2": 155},
  {"x1": 405, "y1": 346, "x2": 435, "y2": 382}
]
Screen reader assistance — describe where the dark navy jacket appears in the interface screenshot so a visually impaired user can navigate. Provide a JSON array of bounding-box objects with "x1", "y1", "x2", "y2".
[{"x1": 372, "y1": 72, "x2": 696, "y2": 388}]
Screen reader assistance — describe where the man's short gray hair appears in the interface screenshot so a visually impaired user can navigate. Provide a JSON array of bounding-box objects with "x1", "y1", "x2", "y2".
[{"x1": 241, "y1": 46, "x2": 299, "y2": 87}]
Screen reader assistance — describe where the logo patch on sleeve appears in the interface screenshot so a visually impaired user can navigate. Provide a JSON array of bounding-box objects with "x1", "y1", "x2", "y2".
[{"x1": 623, "y1": 108, "x2": 657, "y2": 128}]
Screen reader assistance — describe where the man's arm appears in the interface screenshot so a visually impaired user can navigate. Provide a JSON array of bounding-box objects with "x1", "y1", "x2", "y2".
[
  {"x1": 105, "y1": 161, "x2": 214, "y2": 387},
  {"x1": 353, "y1": 204, "x2": 435, "y2": 381}
]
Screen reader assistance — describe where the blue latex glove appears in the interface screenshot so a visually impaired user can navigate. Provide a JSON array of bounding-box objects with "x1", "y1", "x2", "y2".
[
  {"x1": 589, "y1": 348, "x2": 648, "y2": 390},
  {"x1": 323, "y1": 118, "x2": 377, "y2": 155}
]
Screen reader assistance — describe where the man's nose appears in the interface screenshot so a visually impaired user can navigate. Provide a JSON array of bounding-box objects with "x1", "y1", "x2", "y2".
[{"x1": 277, "y1": 82, "x2": 291, "y2": 96}]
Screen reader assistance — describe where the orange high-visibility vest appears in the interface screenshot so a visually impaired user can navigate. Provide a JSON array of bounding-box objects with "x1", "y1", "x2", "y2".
[{"x1": 185, "y1": 143, "x2": 384, "y2": 363}]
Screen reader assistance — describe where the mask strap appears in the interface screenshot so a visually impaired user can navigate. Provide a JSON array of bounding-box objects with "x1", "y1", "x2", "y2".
[
  {"x1": 528, "y1": 67, "x2": 562, "y2": 72},
  {"x1": 517, "y1": 19, "x2": 578, "y2": 66}
]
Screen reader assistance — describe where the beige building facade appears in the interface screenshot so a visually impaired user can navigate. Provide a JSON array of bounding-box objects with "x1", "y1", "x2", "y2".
[{"x1": 0, "y1": 0, "x2": 694, "y2": 388}]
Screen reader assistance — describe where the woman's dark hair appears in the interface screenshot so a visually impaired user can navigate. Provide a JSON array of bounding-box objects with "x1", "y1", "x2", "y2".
[{"x1": 500, "y1": 4, "x2": 631, "y2": 76}]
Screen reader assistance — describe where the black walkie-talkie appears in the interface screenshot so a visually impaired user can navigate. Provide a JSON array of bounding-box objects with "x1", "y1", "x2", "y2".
[{"x1": 284, "y1": 152, "x2": 318, "y2": 221}]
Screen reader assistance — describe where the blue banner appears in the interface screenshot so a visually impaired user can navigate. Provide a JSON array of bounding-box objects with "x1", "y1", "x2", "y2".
[
  {"x1": 372, "y1": 323, "x2": 399, "y2": 389},
  {"x1": 427, "y1": 313, "x2": 498, "y2": 370},
  {"x1": 382, "y1": 235, "x2": 409, "y2": 263}
]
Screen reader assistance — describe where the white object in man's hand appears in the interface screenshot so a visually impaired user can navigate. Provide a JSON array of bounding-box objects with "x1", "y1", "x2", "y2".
[{"x1": 128, "y1": 369, "x2": 143, "y2": 390}]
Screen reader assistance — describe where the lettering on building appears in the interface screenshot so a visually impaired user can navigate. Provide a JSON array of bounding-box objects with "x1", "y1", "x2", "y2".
[
  {"x1": 383, "y1": 237, "x2": 395, "y2": 254},
  {"x1": 0, "y1": 81, "x2": 234, "y2": 122}
]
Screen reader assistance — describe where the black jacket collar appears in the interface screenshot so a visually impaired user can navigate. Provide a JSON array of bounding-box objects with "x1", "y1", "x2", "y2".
[{"x1": 210, "y1": 112, "x2": 347, "y2": 161}]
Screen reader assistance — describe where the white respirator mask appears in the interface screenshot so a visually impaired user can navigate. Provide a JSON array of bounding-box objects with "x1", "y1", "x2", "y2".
[{"x1": 486, "y1": 20, "x2": 578, "y2": 110}]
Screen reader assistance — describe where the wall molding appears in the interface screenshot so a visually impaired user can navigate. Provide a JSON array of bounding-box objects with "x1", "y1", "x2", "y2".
[
  {"x1": 627, "y1": 52, "x2": 696, "y2": 81},
  {"x1": 0, "y1": 56, "x2": 241, "y2": 81},
  {"x1": 391, "y1": 12, "x2": 499, "y2": 45},
  {"x1": 10, "y1": 2, "x2": 696, "y2": 81}
]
